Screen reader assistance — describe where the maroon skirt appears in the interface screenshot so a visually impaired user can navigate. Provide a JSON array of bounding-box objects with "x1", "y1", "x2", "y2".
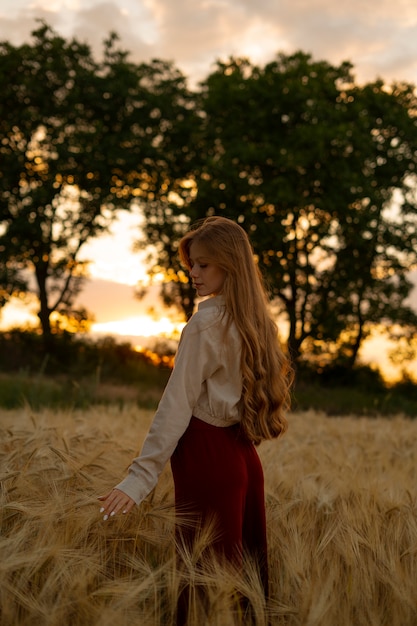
[{"x1": 170, "y1": 416, "x2": 268, "y2": 593}]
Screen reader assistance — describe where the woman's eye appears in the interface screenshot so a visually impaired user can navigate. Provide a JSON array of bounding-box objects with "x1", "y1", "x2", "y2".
[{"x1": 200, "y1": 264, "x2": 207, "y2": 269}]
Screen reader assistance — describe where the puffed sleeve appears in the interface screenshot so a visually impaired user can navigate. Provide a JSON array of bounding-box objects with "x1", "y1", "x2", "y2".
[{"x1": 114, "y1": 313, "x2": 221, "y2": 504}]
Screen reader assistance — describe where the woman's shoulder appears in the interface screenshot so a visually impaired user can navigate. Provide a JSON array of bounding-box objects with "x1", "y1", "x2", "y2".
[{"x1": 184, "y1": 297, "x2": 227, "y2": 335}]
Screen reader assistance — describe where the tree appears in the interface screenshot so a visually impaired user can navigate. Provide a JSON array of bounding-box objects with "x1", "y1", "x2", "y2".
[
  {"x1": 0, "y1": 262, "x2": 28, "y2": 310},
  {"x1": 0, "y1": 23, "x2": 195, "y2": 348},
  {"x1": 161, "y1": 52, "x2": 417, "y2": 367}
]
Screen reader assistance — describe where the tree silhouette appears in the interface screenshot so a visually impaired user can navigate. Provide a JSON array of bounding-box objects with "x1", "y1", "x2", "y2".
[{"x1": 0, "y1": 23, "x2": 194, "y2": 350}]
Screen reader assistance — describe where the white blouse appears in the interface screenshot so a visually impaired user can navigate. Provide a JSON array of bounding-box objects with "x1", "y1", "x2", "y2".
[{"x1": 115, "y1": 295, "x2": 243, "y2": 504}]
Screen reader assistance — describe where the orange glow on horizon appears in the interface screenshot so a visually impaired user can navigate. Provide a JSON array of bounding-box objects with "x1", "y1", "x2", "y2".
[
  {"x1": 91, "y1": 315, "x2": 185, "y2": 340},
  {"x1": 135, "y1": 345, "x2": 175, "y2": 368}
]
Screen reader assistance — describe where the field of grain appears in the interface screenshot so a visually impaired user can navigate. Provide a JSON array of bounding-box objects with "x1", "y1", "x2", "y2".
[{"x1": 1, "y1": 405, "x2": 416, "y2": 625}]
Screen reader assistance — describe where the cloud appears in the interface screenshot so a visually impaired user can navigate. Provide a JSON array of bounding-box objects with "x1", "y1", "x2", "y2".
[
  {"x1": 0, "y1": 2, "x2": 155, "y2": 64},
  {"x1": 134, "y1": 0, "x2": 417, "y2": 84},
  {"x1": 280, "y1": 0, "x2": 417, "y2": 84},
  {"x1": 1, "y1": 0, "x2": 417, "y2": 86},
  {"x1": 73, "y1": 2, "x2": 156, "y2": 60}
]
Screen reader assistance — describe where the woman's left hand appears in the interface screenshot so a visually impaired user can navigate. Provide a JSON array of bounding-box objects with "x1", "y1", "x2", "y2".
[{"x1": 98, "y1": 488, "x2": 136, "y2": 520}]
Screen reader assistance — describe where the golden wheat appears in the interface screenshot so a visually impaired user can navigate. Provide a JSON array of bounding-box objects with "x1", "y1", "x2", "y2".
[{"x1": 0, "y1": 405, "x2": 416, "y2": 625}]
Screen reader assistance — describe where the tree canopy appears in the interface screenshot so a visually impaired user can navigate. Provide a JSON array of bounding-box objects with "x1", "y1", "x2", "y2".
[
  {"x1": 1, "y1": 25, "x2": 417, "y2": 369},
  {"x1": 151, "y1": 53, "x2": 417, "y2": 366},
  {"x1": 0, "y1": 23, "x2": 195, "y2": 348}
]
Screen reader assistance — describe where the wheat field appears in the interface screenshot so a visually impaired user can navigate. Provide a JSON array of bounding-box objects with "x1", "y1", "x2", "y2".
[{"x1": 0, "y1": 404, "x2": 416, "y2": 625}]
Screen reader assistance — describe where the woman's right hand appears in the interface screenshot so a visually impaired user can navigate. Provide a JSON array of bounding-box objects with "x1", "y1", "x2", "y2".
[{"x1": 98, "y1": 488, "x2": 136, "y2": 521}]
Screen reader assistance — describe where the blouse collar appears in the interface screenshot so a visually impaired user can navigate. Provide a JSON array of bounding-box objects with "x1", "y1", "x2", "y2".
[{"x1": 197, "y1": 294, "x2": 226, "y2": 311}]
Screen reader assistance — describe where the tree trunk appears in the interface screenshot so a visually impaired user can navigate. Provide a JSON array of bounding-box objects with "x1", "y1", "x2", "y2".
[
  {"x1": 35, "y1": 263, "x2": 54, "y2": 353},
  {"x1": 286, "y1": 303, "x2": 301, "y2": 368},
  {"x1": 345, "y1": 316, "x2": 364, "y2": 371}
]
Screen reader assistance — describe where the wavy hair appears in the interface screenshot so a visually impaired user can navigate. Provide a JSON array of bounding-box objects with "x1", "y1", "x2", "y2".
[{"x1": 179, "y1": 216, "x2": 292, "y2": 443}]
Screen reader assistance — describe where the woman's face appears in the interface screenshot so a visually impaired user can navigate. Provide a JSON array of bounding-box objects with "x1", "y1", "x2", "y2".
[{"x1": 189, "y1": 241, "x2": 226, "y2": 297}]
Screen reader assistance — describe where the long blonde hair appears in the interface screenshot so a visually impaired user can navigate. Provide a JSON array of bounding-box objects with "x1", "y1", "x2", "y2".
[{"x1": 179, "y1": 216, "x2": 292, "y2": 443}]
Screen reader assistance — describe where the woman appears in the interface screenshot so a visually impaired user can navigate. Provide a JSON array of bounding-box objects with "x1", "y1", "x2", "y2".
[{"x1": 99, "y1": 216, "x2": 292, "y2": 597}]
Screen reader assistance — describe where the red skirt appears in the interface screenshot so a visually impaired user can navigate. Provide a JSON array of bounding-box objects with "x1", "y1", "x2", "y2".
[{"x1": 170, "y1": 416, "x2": 268, "y2": 593}]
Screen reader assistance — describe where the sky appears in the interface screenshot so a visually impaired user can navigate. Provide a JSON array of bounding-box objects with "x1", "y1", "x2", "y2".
[
  {"x1": 1, "y1": 0, "x2": 417, "y2": 378},
  {"x1": 1, "y1": 0, "x2": 417, "y2": 88}
]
